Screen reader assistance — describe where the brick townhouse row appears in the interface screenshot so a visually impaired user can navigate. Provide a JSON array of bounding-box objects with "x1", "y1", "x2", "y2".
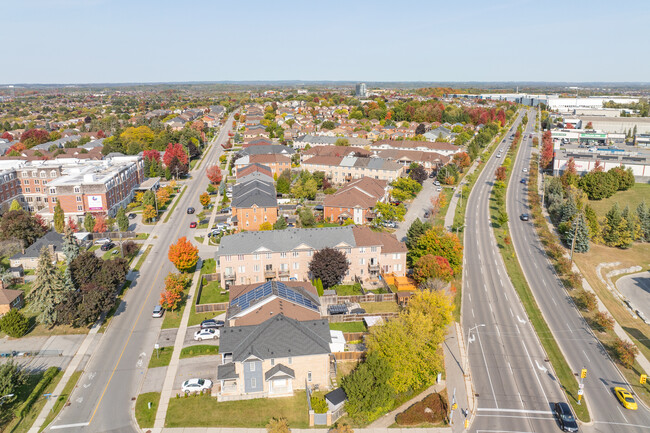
[
  {"x1": 0, "y1": 156, "x2": 145, "y2": 222},
  {"x1": 216, "y1": 226, "x2": 407, "y2": 288}
]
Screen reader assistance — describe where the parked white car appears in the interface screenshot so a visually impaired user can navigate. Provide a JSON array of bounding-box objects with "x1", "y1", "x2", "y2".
[
  {"x1": 194, "y1": 328, "x2": 219, "y2": 341},
  {"x1": 181, "y1": 378, "x2": 213, "y2": 394}
]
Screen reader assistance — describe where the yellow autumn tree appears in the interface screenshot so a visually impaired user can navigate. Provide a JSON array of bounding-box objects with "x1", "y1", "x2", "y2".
[{"x1": 168, "y1": 237, "x2": 199, "y2": 273}]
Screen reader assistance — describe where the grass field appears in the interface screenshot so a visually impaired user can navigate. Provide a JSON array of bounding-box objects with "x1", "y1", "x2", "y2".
[
  {"x1": 329, "y1": 322, "x2": 367, "y2": 332},
  {"x1": 198, "y1": 279, "x2": 229, "y2": 304},
  {"x1": 360, "y1": 301, "x2": 399, "y2": 313},
  {"x1": 180, "y1": 345, "x2": 219, "y2": 359},
  {"x1": 588, "y1": 183, "x2": 650, "y2": 218},
  {"x1": 201, "y1": 258, "x2": 216, "y2": 275},
  {"x1": 165, "y1": 392, "x2": 309, "y2": 428},
  {"x1": 135, "y1": 392, "x2": 161, "y2": 428},
  {"x1": 332, "y1": 283, "x2": 363, "y2": 296}
]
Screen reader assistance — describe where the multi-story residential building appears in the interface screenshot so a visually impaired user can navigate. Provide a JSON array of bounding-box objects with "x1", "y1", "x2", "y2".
[
  {"x1": 371, "y1": 139, "x2": 462, "y2": 156},
  {"x1": 217, "y1": 226, "x2": 406, "y2": 288},
  {"x1": 302, "y1": 155, "x2": 405, "y2": 184},
  {"x1": 375, "y1": 149, "x2": 450, "y2": 171},
  {"x1": 323, "y1": 177, "x2": 389, "y2": 224},
  {"x1": 293, "y1": 134, "x2": 371, "y2": 150},
  {"x1": 0, "y1": 156, "x2": 144, "y2": 221},
  {"x1": 217, "y1": 314, "x2": 332, "y2": 401},
  {"x1": 300, "y1": 145, "x2": 370, "y2": 164},
  {"x1": 234, "y1": 154, "x2": 291, "y2": 178},
  {"x1": 0, "y1": 167, "x2": 21, "y2": 212},
  {"x1": 231, "y1": 173, "x2": 278, "y2": 232}
]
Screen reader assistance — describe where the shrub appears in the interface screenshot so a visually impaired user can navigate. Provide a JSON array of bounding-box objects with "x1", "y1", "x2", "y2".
[
  {"x1": 266, "y1": 417, "x2": 290, "y2": 433},
  {"x1": 0, "y1": 308, "x2": 29, "y2": 338},
  {"x1": 563, "y1": 272, "x2": 583, "y2": 290},
  {"x1": 15, "y1": 366, "x2": 59, "y2": 418},
  {"x1": 573, "y1": 290, "x2": 597, "y2": 312},
  {"x1": 311, "y1": 395, "x2": 328, "y2": 414},
  {"x1": 554, "y1": 257, "x2": 572, "y2": 275},
  {"x1": 591, "y1": 311, "x2": 614, "y2": 332},
  {"x1": 395, "y1": 392, "x2": 448, "y2": 426},
  {"x1": 122, "y1": 240, "x2": 139, "y2": 258},
  {"x1": 611, "y1": 338, "x2": 638, "y2": 369}
]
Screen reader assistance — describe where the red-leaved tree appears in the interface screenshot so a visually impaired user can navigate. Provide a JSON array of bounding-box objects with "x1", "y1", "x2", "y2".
[
  {"x1": 143, "y1": 149, "x2": 161, "y2": 162},
  {"x1": 93, "y1": 215, "x2": 108, "y2": 233},
  {"x1": 540, "y1": 131, "x2": 554, "y2": 169},
  {"x1": 206, "y1": 165, "x2": 223, "y2": 184},
  {"x1": 20, "y1": 129, "x2": 50, "y2": 148},
  {"x1": 163, "y1": 143, "x2": 188, "y2": 167},
  {"x1": 452, "y1": 152, "x2": 471, "y2": 169},
  {"x1": 495, "y1": 166, "x2": 507, "y2": 181}
]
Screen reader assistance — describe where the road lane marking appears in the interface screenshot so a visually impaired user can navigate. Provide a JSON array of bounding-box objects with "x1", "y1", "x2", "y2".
[
  {"x1": 515, "y1": 324, "x2": 520, "y2": 334},
  {"x1": 475, "y1": 325, "x2": 498, "y2": 407},
  {"x1": 472, "y1": 308, "x2": 475, "y2": 318},
  {"x1": 552, "y1": 298, "x2": 557, "y2": 306},
  {"x1": 477, "y1": 408, "x2": 553, "y2": 415},
  {"x1": 616, "y1": 406, "x2": 629, "y2": 423},
  {"x1": 503, "y1": 292, "x2": 508, "y2": 301},
  {"x1": 508, "y1": 362, "x2": 514, "y2": 375},
  {"x1": 517, "y1": 315, "x2": 526, "y2": 324},
  {"x1": 468, "y1": 293, "x2": 471, "y2": 302},
  {"x1": 489, "y1": 304, "x2": 493, "y2": 313},
  {"x1": 582, "y1": 350, "x2": 591, "y2": 363},
  {"x1": 595, "y1": 421, "x2": 650, "y2": 430},
  {"x1": 509, "y1": 308, "x2": 514, "y2": 317},
  {"x1": 495, "y1": 323, "x2": 501, "y2": 337},
  {"x1": 567, "y1": 323, "x2": 573, "y2": 334},
  {"x1": 535, "y1": 360, "x2": 547, "y2": 373},
  {"x1": 521, "y1": 339, "x2": 549, "y2": 405},
  {"x1": 50, "y1": 423, "x2": 90, "y2": 430}
]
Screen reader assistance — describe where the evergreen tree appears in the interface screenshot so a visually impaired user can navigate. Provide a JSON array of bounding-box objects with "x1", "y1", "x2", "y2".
[
  {"x1": 28, "y1": 247, "x2": 66, "y2": 326},
  {"x1": 602, "y1": 203, "x2": 622, "y2": 247},
  {"x1": 559, "y1": 194, "x2": 577, "y2": 224},
  {"x1": 62, "y1": 229, "x2": 80, "y2": 265},
  {"x1": 636, "y1": 201, "x2": 650, "y2": 242},
  {"x1": 9, "y1": 199, "x2": 22, "y2": 211},
  {"x1": 584, "y1": 204, "x2": 602, "y2": 243},
  {"x1": 621, "y1": 205, "x2": 641, "y2": 243},
  {"x1": 116, "y1": 207, "x2": 129, "y2": 232},
  {"x1": 272, "y1": 217, "x2": 288, "y2": 230},
  {"x1": 53, "y1": 201, "x2": 65, "y2": 233},
  {"x1": 406, "y1": 218, "x2": 432, "y2": 251},
  {"x1": 566, "y1": 213, "x2": 590, "y2": 253}
]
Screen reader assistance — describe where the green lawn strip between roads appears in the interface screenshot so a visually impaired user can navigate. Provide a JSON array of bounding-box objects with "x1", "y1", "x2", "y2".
[
  {"x1": 489, "y1": 125, "x2": 590, "y2": 422},
  {"x1": 180, "y1": 344, "x2": 219, "y2": 359},
  {"x1": 135, "y1": 392, "x2": 161, "y2": 428},
  {"x1": 432, "y1": 187, "x2": 454, "y2": 227},
  {"x1": 40, "y1": 370, "x2": 83, "y2": 432},
  {"x1": 165, "y1": 392, "x2": 309, "y2": 428},
  {"x1": 194, "y1": 144, "x2": 212, "y2": 172},
  {"x1": 134, "y1": 245, "x2": 153, "y2": 272},
  {"x1": 163, "y1": 185, "x2": 188, "y2": 223},
  {"x1": 148, "y1": 346, "x2": 173, "y2": 368}
]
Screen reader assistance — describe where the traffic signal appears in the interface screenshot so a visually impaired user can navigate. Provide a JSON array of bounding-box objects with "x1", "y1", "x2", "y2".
[
  {"x1": 580, "y1": 369, "x2": 587, "y2": 379},
  {"x1": 641, "y1": 374, "x2": 647, "y2": 384}
]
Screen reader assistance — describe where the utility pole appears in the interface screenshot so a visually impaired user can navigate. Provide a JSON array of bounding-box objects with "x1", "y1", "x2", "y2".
[{"x1": 569, "y1": 212, "x2": 581, "y2": 264}]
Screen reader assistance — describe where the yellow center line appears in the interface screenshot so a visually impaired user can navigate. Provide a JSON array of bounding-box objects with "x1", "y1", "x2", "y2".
[{"x1": 88, "y1": 195, "x2": 190, "y2": 425}]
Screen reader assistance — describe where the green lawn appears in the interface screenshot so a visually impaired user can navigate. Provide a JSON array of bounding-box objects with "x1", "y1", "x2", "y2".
[
  {"x1": 180, "y1": 345, "x2": 219, "y2": 359},
  {"x1": 587, "y1": 183, "x2": 650, "y2": 218},
  {"x1": 332, "y1": 283, "x2": 363, "y2": 296},
  {"x1": 40, "y1": 370, "x2": 83, "y2": 432},
  {"x1": 134, "y1": 245, "x2": 152, "y2": 272},
  {"x1": 1, "y1": 369, "x2": 63, "y2": 433},
  {"x1": 329, "y1": 321, "x2": 367, "y2": 332},
  {"x1": 433, "y1": 187, "x2": 454, "y2": 227},
  {"x1": 161, "y1": 308, "x2": 184, "y2": 330},
  {"x1": 135, "y1": 392, "x2": 161, "y2": 428},
  {"x1": 148, "y1": 346, "x2": 173, "y2": 368},
  {"x1": 163, "y1": 185, "x2": 188, "y2": 223},
  {"x1": 360, "y1": 301, "x2": 399, "y2": 313},
  {"x1": 165, "y1": 392, "x2": 309, "y2": 428},
  {"x1": 201, "y1": 258, "x2": 216, "y2": 275},
  {"x1": 199, "y1": 279, "x2": 229, "y2": 304}
]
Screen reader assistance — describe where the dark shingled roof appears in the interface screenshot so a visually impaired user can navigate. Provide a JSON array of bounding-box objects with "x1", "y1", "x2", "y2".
[
  {"x1": 10, "y1": 231, "x2": 64, "y2": 260},
  {"x1": 217, "y1": 362, "x2": 239, "y2": 380},
  {"x1": 264, "y1": 363, "x2": 295, "y2": 381},
  {"x1": 220, "y1": 314, "x2": 331, "y2": 362},
  {"x1": 325, "y1": 387, "x2": 347, "y2": 406}
]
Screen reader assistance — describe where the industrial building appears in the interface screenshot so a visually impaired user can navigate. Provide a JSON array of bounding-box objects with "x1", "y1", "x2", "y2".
[{"x1": 553, "y1": 145, "x2": 650, "y2": 183}]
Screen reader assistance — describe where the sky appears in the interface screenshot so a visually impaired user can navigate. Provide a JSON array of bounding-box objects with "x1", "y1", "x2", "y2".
[{"x1": 2, "y1": 0, "x2": 649, "y2": 84}]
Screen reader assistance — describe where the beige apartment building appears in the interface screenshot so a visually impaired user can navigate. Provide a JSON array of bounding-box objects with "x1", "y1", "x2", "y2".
[
  {"x1": 216, "y1": 226, "x2": 406, "y2": 288},
  {"x1": 301, "y1": 155, "x2": 405, "y2": 184}
]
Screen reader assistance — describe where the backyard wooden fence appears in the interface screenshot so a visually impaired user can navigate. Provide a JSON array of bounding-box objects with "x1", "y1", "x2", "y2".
[
  {"x1": 327, "y1": 312, "x2": 398, "y2": 322},
  {"x1": 320, "y1": 293, "x2": 396, "y2": 305},
  {"x1": 332, "y1": 351, "x2": 364, "y2": 361}
]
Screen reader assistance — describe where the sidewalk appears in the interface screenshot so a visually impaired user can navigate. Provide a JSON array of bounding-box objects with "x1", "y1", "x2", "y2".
[
  {"x1": 153, "y1": 258, "x2": 205, "y2": 429},
  {"x1": 157, "y1": 428, "x2": 450, "y2": 433}
]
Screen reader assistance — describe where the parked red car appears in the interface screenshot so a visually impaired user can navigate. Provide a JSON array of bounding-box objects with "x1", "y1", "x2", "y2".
[{"x1": 189, "y1": 222, "x2": 197, "y2": 228}]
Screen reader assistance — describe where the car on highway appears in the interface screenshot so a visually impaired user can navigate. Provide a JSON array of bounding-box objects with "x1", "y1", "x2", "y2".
[
  {"x1": 189, "y1": 222, "x2": 197, "y2": 228},
  {"x1": 496, "y1": 153, "x2": 501, "y2": 158},
  {"x1": 181, "y1": 378, "x2": 213, "y2": 394},
  {"x1": 520, "y1": 213, "x2": 529, "y2": 221},
  {"x1": 100, "y1": 242, "x2": 115, "y2": 251},
  {"x1": 187, "y1": 207, "x2": 195, "y2": 214},
  {"x1": 194, "y1": 328, "x2": 219, "y2": 341},
  {"x1": 553, "y1": 402, "x2": 578, "y2": 432},
  {"x1": 200, "y1": 319, "x2": 225, "y2": 329},
  {"x1": 614, "y1": 387, "x2": 637, "y2": 410},
  {"x1": 428, "y1": 172, "x2": 436, "y2": 178},
  {"x1": 128, "y1": 213, "x2": 137, "y2": 219},
  {"x1": 152, "y1": 305, "x2": 164, "y2": 318},
  {"x1": 433, "y1": 180, "x2": 440, "y2": 186}
]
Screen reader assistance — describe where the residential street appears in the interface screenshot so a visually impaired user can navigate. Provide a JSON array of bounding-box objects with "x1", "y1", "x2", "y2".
[
  {"x1": 43, "y1": 115, "x2": 234, "y2": 433},
  {"x1": 393, "y1": 177, "x2": 439, "y2": 241}
]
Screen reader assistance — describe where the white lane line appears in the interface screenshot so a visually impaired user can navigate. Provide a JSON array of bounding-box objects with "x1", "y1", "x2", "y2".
[
  {"x1": 484, "y1": 283, "x2": 488, "y2": 293},
  {"x1": 489, "y1": 304, "x2": 493, "y2": 313},
  {"x1": 495, "y1": 323, "x2": 501, "y2": 337},
  {"x1": 468, "y1": 293, "x2": 472, "y2": 302},
  {"x1": 582, "y1": 350, "x2": 591, "y2": 363},
  {"x1": 509, "y1": 308, "x2": 514, "y2": 317},
  {"x1": 50, "y1": 423, "x2": 91, "y2": 430},
  {"x1": 508, "y1": 362, "x2": 514, "y2": 375},
  {"x1": 476, "y1": 325, "x2": 498, "y2": 408},
  {"x1": 477, "y1": 408, "x2": 554, "y2": 415},
  {"x1": 567, "y1": 323, "x2": 573, "y2": 334},
  {"x1": 472, "y1": 308, "x2": 475, "y2": 318},
  {"x1": 534, "y1": 261, "x2": 538, "y2": 269},
  {"x1": 616, "y1": 406, "x2": 629, "y2": 423},
  {"x1": 595, "y1": 421, "x2": 650, "y2": 430},
  {"x1": 515, "y1": 324, "x2": 520, "y2": 334},
  {"x1": 552, "y1": 298, "x2": 558, "y2": 307},
  {"x1": 542, "y1": 279, "x2": 547, "y2": 287},
  {"x1": 504, "y1": 292, "x2": 508, "y2": 301},
  {"x1": 521, "y1": 339, "x2": 549, "y2": 405}
]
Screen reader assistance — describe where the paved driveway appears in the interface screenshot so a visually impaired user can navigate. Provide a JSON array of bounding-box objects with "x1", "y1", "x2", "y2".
[
  {"x1": 393, "y1": 178, "x2": 440, "y2": 242},
  {"x1": 616, "y1": 271, "x2": 650, "y2": 318}
]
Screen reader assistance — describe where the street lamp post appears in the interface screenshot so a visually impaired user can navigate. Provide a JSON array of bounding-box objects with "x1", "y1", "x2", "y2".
[
  {"x1": 464, "y1": 324, "x2": 486, "y2": 374},
  {"x1": 0, "y1": 394, "x2": 15, "y2": 405}
]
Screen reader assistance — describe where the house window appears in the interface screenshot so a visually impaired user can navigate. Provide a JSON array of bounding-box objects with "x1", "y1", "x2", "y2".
[
  {"x1": 288, "y1": 357, "x2": 292, "y2": 364},
  {"x1": 293, "y1": 262, "x2": 299, "y2": 270},
  {"x1": 251, "y1": 378, "x2": 256, "y2": 388},
  {"x1": 395, "y1": 264, "x2": 402, "y2": 271},
  {"x1": 23, "y1": 180, "x2": 29, "y2": 185},
  {"x1": 393, "y1": 253, "x2": 401, "y2": 260},
  {"x1": 254, "y1": 264, "x2": 260, "y2": 272},
  {"x1": 31, "y1": 171, "x2": 37, "y2": 177},
  {"x1": 359, "y1": 258, "x2": 365, "y2": 265},
  {"x1": 371, "y1": 247, "x2": 378, "y2": 252},
  {"x1": 40, "y1": 171, "x2": 46, "y2": 178},
  {"x1": 253, "y1": 254, "x2": 260, "y2": 260},
  {"x1": 77, "y1": 205, "x2": 83, "y2": 211},
  {"x1": 34, "y1": 179, "x2": 39, "y2": 184},
  {"x1": 359, "y1": 247, "x2": 366, "y2": 253},
  {"x1": 280, "y1": 252, "x2": 287, "y2": 258},
  {"x1": 50, "y1": 170, "x2": 56, "y2": 177},
  {"x1": 50, "y1": 188, "x2": 56, "y2": 194},
  {"x1": 266, "y1": 253, "x2": 272, "y2": 259},
  {"x1": 238, "y1": 266, "x2": 245, "y2": 273},
  {"x1": 250, "y1": 363, "x2": 255, "y2": 372},
  {"x1": 308, "y1": 371, "x2": 312, "y2": 382},
  {"x1": 292, "y1": 251, "x2": 299, "y2": 257},
  {"x1": 74, "y1": 186, "x2": 80, "y2": 193},
  {"x1": 25, "y1": 188, "x2": 30, "y2": 193},
  {"x1": 21, "y1": 171, "x2": 27, "y2": 178},
  {"x1": 35, "y1": 187, "x2": 41, "y2": 192},
  {"x1": 76, "y1": 196, "x2": 82, "y2": 202},
  {"x1": 238, "y1": 254, "x2": 244, "y2": 261},
  {"x1": 271, "y1": 359, "x2": 275, "y2": 366}
]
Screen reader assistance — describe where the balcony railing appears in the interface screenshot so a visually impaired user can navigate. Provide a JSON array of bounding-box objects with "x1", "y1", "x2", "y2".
[
  {"x1": 264, "y1": 269, "x2": 276, "y2": 278},
  {"x1": 278, "y1": 269, "x2": 290, "y2": 277}
]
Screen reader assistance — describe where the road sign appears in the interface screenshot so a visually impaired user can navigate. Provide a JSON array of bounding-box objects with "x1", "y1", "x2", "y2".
[
  {"x1": 578, "y1": 388, "x2": 584, "y2": 396},
  {"x1": 580, "y1": 369, "x2": 587, "y2": 378},
  {"x1": 578, "y1": 383, "x2": 584, "y2": 389},
  {"x1": 641, "y1": 374, "x2": 647, "y2": 384}
]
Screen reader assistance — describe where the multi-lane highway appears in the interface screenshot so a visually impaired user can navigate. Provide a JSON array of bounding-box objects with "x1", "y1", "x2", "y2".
[
  {"x1": 47, "y1": 114, "x2": 235, "y2": 433},
  {"x1": 463, "y1": 109, "x2": 569, "y2": 433},
  {"x1": 508, "y1": 112, "x2": 650, "y2": 432}
]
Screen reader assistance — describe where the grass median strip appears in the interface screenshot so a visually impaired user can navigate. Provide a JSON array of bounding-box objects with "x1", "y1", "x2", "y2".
[
  {"x1": 163, "y1": 185, "x2": 187, "y2": 223},
  {"x1": 148, "y1": 346, "x2": 173, "y2": 368},
  {"x1": 134, "y1": 244, "x2": 152, "y2": 272},
  {"x1": 489, "y1": 120, "x2": 590, "y2": 422},
  {"x1": 135, "y1": 392, "x2": 161, "y2": 428}
]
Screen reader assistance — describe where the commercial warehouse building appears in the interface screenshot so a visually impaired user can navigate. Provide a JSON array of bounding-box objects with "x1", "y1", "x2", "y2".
[{"x1": 553, "y1": 145, "x2": 650, "y2": 183}]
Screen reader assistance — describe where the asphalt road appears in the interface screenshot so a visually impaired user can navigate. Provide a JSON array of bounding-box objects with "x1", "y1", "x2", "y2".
[
  {"x1": 47, "y1": 115, "x2": 234, "y2": 433},
  {"x1": 507, "y1": 112, "x2": 650, "y2": 432},
  {"x1": 616, "y1": 272, "x2": 650, "y2": 320},
  {"x1": 463, "y1": 110, "x2": 569, "y2": 433},
  {"x1": 393, "y1": 177, "x2": 440, "y2": 242}
]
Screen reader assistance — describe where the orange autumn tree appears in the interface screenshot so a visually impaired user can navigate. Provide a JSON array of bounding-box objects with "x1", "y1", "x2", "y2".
[
  {"x1": 159, "y1": 272, "x2": 189, "y2": 310},
  {"x1": 168, "y1": 237, "x2": 199, "y2": 272},
  {"x1": 199, "y1": 192, "x2": 211, "y2": 208},
  {"x1": 93, "y1": 215, "x2": 108, "y2": 233}
]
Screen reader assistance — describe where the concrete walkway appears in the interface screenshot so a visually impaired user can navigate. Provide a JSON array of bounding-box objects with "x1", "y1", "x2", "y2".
[{"x1": 153, "y1": 258, "x2": 205, "y2": 429}]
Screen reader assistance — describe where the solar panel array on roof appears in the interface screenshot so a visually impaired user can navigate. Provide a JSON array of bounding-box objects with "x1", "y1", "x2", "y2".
[
  {"x1": 328, "y1": 304, "x2": 348, "y2": 315},
  {"x1": 230, "y1": 281, "x2": 320, "y2": 315}
]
